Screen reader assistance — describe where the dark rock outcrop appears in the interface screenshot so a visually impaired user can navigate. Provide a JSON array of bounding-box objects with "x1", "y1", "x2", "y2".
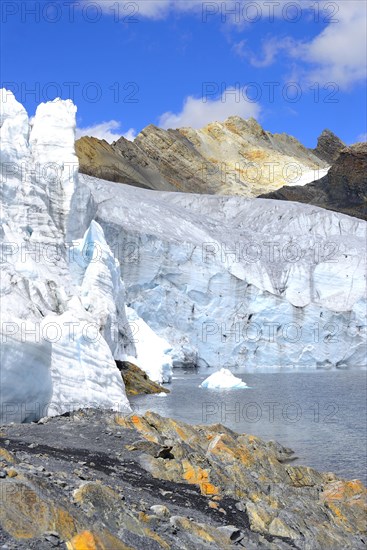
[
  {"x1": 261, "y1": 143, "x2": 367, "y2": 220},
  {"x1": 0, "y1": 409, "x2": 366, "y2": 549},
  {"x1": 116, "y1": 360, "x2": 170, "y2": 396},
  {"x1": 312, "y1": 129, "x2": 346, "y2": 164}
]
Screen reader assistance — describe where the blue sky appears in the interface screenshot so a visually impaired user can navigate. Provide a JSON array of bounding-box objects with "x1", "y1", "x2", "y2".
[{"x1": 1, "y1": 0, "x2": 366, "y2": 146}]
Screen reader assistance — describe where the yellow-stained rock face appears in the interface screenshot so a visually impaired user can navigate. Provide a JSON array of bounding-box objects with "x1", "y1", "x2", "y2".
[
  {"x1": 138, "y1": 453, "x2": 220, "y2": 497},
  {"x1": 0, "y1": 448, "x2": 15, "y2": 464},
  {"x1": 321, "y1": 479, "x2": 366, "y2": 504},
  {"x1": 245, "y1": 502, "x2": 270, "y2": 533},
  {"x1": 53, "y1": 508, "x2": 79, "y2": 541},
  {"x1": 207, "y1": 433, "x2": 253, "y2": 467},
  {"x1": 73, "y1": 482, "x2": 170, "y2": 549},
  {"x1": 0, "y1": 480, "x2": 77, "y2": 540},
  {"x1": 76, "y1": 115, "x2": 329, "y2": 198},
  {"x1": 286, "y1": 465, "x2": 324, "y2": 487},
  {"x1": 66, "y1": 530, "x2": 100, "y2": 550},
  {"x1": 175, "y1": 516, "x2": 216, "y2": 542},
  {"x1": 320, "y1": 479, "x2": 367, "y2": 532},
  {"x1": 66, "y1": 530, "x2": 133, "y2": 550},
  {"x1": 170, "y1": 516, "x2": 231, "y2": 547},
  {"x1": 144, "y1": 412, "x2": 197, "y2": 443},
  {"x1": 114, "y1": 415, "x2": 160, "y2": 443},
  {"x1": 0, "y1": 410, "x2": 365, "y2": 550},
  {"x1": 181, "y1": 459, "x2": 219, "y2": 496},
  {"x1": 118, "y1": 361, "x2": 169, "y2": 396},
  {"x1": 268, "y1": 517, "x2": 298, "y2": 540}
]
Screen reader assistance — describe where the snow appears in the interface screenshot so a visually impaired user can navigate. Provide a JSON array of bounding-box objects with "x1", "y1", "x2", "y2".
[
  {"x1": 286, "y1": 167, "x2": 330, "y2": 187},
  {"x1": 125, "y1": 307, "x2": 173, "y2": 384},
  {"x1": 200, "y1": 368, "x2": 248, "y2": 390}
]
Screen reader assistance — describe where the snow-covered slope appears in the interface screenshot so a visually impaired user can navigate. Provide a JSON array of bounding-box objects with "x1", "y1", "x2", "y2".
[
  {"x1": 83, "y1": 174, "x2": 367, "y2": 370},
  {"x1": 0, "y1": 91, "x2": 138, "y2": 422}
]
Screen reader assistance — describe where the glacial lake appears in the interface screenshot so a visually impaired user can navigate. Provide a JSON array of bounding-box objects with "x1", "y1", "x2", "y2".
[{"x1": 130, "y1": 368, "x2": 367, "y2": 485}]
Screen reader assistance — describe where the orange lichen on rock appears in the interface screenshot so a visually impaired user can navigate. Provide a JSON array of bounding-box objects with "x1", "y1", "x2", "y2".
[
  {"x1": 66, "y1": 530, "x2": 133, "y2": 550},
  {"x1": 321, "y1": 480, "x2": 367, "y2": 532},
  {"x1": 207, "y1": 433, "x2": 253, "y2": 466},
  {"x1": 66, "y1": 531, "x2": 100, "y2": 550},
  {"x1": 0, "y1": 480, "x2": 77, "y2": 540},
  {"x1": 114, "y1": 415, "x2": 160, "y2": 443},
  {"x1": 182, "y1": 459, "x2": 219, "y2": 496},
  {"x1": 322, "y1": 479, "x2": 366, "y2": 505}
]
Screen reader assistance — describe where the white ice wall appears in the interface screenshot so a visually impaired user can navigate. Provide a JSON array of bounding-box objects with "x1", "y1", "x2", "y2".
[
  {"x1": 83, "y1": 175, "x2": 367, "y2": 370},
  {"x1": 0, "y1": 91, "x2": 133, "y2": 422}
]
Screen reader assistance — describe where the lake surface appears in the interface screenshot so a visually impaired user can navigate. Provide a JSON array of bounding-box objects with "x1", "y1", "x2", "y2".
[{"x1": 130, "y1": 368, "x2": 367, "y2": 484}]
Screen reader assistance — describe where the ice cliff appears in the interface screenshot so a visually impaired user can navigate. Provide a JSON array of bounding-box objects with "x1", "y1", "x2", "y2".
[
  {"x1": 82, "y1": 175, "x2": 367, "y2": 371},
  {"x1": 1, "y1": 91, "x2": 152, "y2": 423}
]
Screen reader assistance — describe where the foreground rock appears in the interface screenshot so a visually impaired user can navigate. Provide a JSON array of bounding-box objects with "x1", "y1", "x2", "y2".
[
  {"x1": 261, "y1": 143, "x2": 367, "y2": 220},
  {"x1": 0, "y1": 410, "x2": 365, "y2": 549},
  {"x1": 76, "y1": 117, "x2": 329, "y2": 197}
]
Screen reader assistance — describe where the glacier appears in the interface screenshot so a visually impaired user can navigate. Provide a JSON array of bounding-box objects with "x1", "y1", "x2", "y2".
[
  {"x1": 1, "y1": 90, "x2": 366, "y2": 423},
  {"x1": 82, "y1": 175, "x2": 367, "y2": 371}
]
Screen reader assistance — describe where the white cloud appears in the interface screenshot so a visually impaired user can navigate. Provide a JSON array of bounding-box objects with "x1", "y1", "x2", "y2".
[
  {"x1": 158, "y1": 88, "x2": 261, "y2": 129},
  {"x1": 76, "y1": 120, "x2": 137, "y2": 143},
  {"x1": 233, "y1": 36, "x2": 295, "y2": 67},
  {"x1": 292, "y1": 1, "x2": 367, "y2": 89},
  {"x1": 82, "y1": 0, "x2": 205, "y2": 20},
  {"x1": 81, "y1": 0, "x2": 290, "y2": 22},
  {"x1": 123, "y1": 127, "x2": 138, "y2": 141},
  {"x1": 357, "y1": 133, "x2": 367, "y2": 143},
  {"x1": 235, "y1": 1, "x2": 367, "y2": 89},
  {"x1": 84, "y1": 0, "x2": 366, "y2": 92}
]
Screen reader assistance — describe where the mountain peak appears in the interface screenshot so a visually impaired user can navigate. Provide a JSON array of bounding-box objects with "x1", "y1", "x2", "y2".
[
  {"x1": 313, "y1": 128, "x2": 346, "y2": 164},
  {"x1": 224, "y1": 115, "x2": 265, "y2": 138},
  {"x1": 76, "y1": 116, "x2": 331, "y2": 195}
]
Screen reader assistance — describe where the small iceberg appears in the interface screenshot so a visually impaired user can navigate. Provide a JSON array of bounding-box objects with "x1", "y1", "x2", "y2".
[{"x1": 199, "y1": 368, "x2": 248, "y2": 390}]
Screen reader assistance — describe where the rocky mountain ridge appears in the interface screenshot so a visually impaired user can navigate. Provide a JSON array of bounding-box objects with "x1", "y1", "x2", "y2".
[
  {"x1": 312, "y1": 128, "x2": 347, "y2": 164},
  {"x1": 76, "y1": 117, "x2": 335, "y2": 196}
]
